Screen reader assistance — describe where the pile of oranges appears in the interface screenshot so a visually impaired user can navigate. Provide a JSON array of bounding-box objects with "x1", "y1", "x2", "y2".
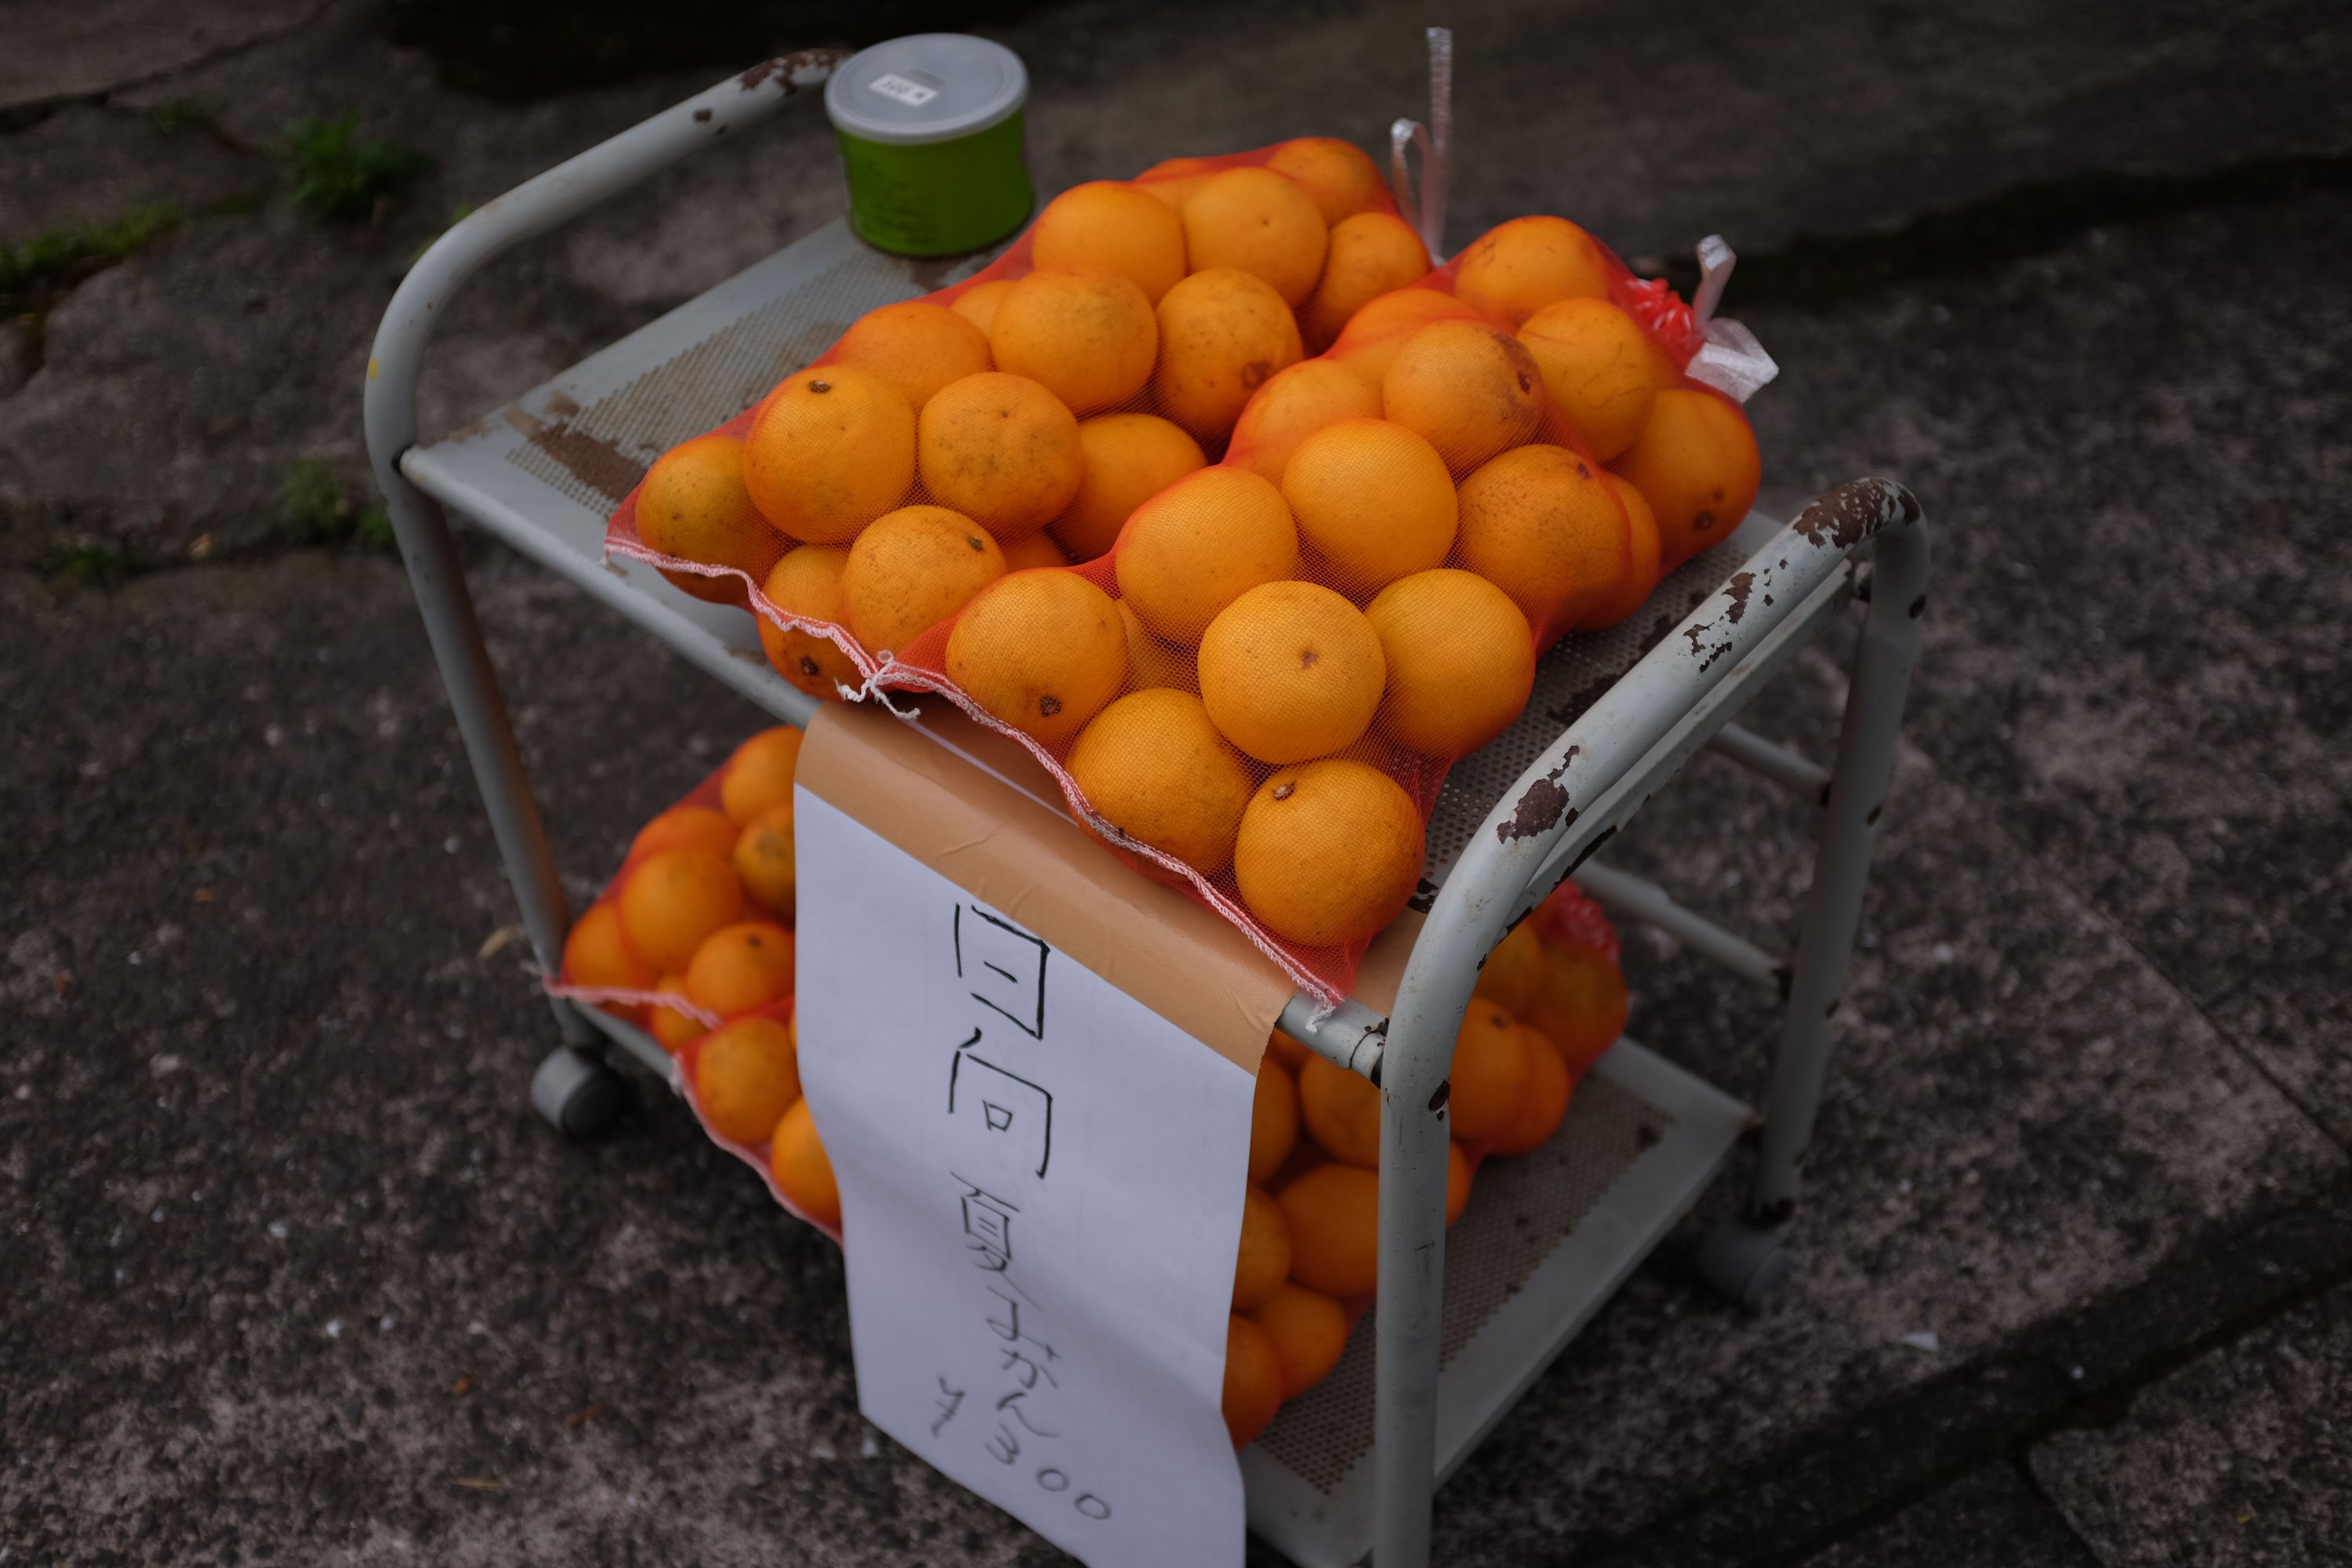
[
  {"x1": 561, "y1": 722, "x2": 1631, "y2": 1450},
  {"x1": 1219, "y1": 884, "x2": 1629, "y2": 1446},
  {"x1": 557, "y1": 726, "x2": 840, "y2": 1228},
  {"x1": 620, "y1": 136, "x2": 1759, "y2": 980}
]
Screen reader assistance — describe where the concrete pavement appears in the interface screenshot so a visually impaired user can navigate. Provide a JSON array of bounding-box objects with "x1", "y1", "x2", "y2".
[{"x1": 5, "y1": 2, "x2": 2348, "y2": 1563}]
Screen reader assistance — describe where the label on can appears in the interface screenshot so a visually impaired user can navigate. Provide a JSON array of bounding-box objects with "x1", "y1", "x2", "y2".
[{"x1": 869, "y1": 72, "x2": 941, "y2": 107}]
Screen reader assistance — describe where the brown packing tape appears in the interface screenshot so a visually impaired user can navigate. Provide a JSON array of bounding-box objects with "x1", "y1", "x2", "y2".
[
  {"x1": 796, "y1": 699, "x2": 1294, "y2": 1074},
  {"x1": 1351, "y1": 907, "x2": 1423, "y2": 1020}
]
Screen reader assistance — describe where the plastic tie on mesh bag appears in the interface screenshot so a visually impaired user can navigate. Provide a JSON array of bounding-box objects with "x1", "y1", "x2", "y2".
[
  {"x1": 1531, "y1": 878, "x2": 1621, "y2": 967},
  {"x1": 1683, "y1": 235, "x2": 1778, "y2": 404},
  {"x1": 1389, "y1": 26, "x2": 1454, "y2": 261}
]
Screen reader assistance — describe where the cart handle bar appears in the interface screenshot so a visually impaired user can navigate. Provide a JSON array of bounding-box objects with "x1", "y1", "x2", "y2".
[
  {"x1": 1276, "y1": 477, "x2": 1927, "y2": 1079},
  {"x1": 363, "y1": 53, "x2": 843, "y2": 488}
]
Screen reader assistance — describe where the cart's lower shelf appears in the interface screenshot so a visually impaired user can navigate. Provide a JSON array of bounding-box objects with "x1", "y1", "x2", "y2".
[{"x1": 1242, "y1": 1037, "x2": 1748, "y2": 1568}]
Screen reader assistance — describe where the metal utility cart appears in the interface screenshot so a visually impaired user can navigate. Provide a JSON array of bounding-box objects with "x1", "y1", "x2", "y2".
[{"x1": 365, "y1": 60, "x2": 1928, "y2": 1568}]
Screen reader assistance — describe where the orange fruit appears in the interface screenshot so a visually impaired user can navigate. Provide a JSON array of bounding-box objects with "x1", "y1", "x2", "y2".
[
  {"x1": 944, "y1": 569, "x2": 1127, "y2": 748},
  {"x1": 562, "y1": 902, "x2": 655, "y2": 994},
  {"x1": 1452, "y1": 215, "x2": 1612, "y2": 327},
  {"x1": 1301, "y1": 212, "x2": 1433, "y2": 350},
  {"x1": 1381, "y1": 320, "x2": 1544, "y2": 474},
  {"x1": 1030, "y1": 180, "x2": 1189, "y2": 303},
  {"x1": 1198, "y1": 581, "x2": 1385, "y2": 764},
  {"x1": 1298, "y1": 1052, "x2": 1381, "y2": 1168},
  {"x1": 917, "y1": 372, "x2": 1085, "y2": 539},
  {"x1": 1277, "y1": 1163, "x2": 1380, "y2": 1297},
  {"x1": 1581, "y1": 474, "x2": 1663, "y2": 630},
  {"x1": 1051, "y1": 412, "x2": 1207, "y2": 561},
  {"x1": 1608, "y1": 388, "x2": 1761, "y2": 564},
  {"x1": 839, "y1": 504, "x2": 1006, "y2": 655},
  {"x1": 1518, "y1": 297, "x2": 1660, "y2": 462},
  {"x1": 1472, "y1": 920, "x2": 1546, "y2": 1018},
  {"x1": 1152, "y1": 268, "x2": 1305, "y2": 441},
  {"x1": 989, "y1": 268, "x2": 1159, "y2": 416},
  {"x1": 1248, "y1": 1283, "x2": 1348, "y2": 1396},
  {"x1": 1489, "y1": 1024, "x2": 1571, "y2": 1156},
  {"x1": 1446, "y1": 1140, "x2": 1473, "y2": 1225},
  {"x1": 769, "y1": 1097, "x2": 840, "y2": 1227},
  {"x1": 1250, "y1": 1058, "x2": 1300, "y2": 1184},
  {"x1": 1524, "y1": 944, "x2": 1629, "y2": 1073},
  {"x1": 630, "y1": 804, "x2": 740, "y2": 863},
  {"x1": 732, "y1": 802, "x2": 797, "y2": 918},
  {"x1": 1181, "y1": 167, "x2": 1329, "y2": 307},
  {"x1": 1446, "y1": 1001, "x2": 1534, "y2": 1144},
  {"x1": 619, "y1": 849, "x2": 746, "y2": 971},
  {"x1": 1116, "y1": 599, "x2": 1199, "y2": 692},
  {"x1": 720, "y1": 727, "x2": 804, "y2": 824},
  {"x1": 1268, "y1": 1028, "x2": 1312, "y2": 1073},
  {"x1": 1329, "y1": 288, "x2": 1486, "y2": 385},
  {"x1": 1234, "y1": 759, "x2": 1422, "y2": 947},
  {"x1": 636, "y1": 434, "x2": 782, "y2": 603},
  {"x1": 831, "y1": 300, "x2": 993, "y2": 412},
  {"x1": 1364, "y1": 568, "x2": 1536, "y2": 757},
  {"x1": 1455, "y1": 444, "x2": 1632, "y2": 633},
  {"x1": 949, "y1": 278, "x2": 1014, "y2": 336},
  {"x1": 692, "y1": 1014, "x2": 800, "y2": 1145},
  {"x1": 757, "y1": 546, "x2": 862, "y2": 702},
  {"x1": 1279, "y1": 417, "x2": 1458, "y2": 593},
  {"x1": 1138, "y1": 154, "x2": 1221, "y2": 212},
  {"x1": 648, "y1": 973, "x2": 706, "y2": 1051},
  {"x1": 1265, "y1": 136, "x2": 1385, "y2": 226},
  {"x1": 1232, "y1": 1185, "x2": 1293, "y2": 1310},
  {"x1": 1000, "y1": 530, "x2": 1068, "y2": 572},
  {"x1": 1112, "y1": 466, "x2": 1300, "y2": 644},
  {"x1": 684, "y1": 920, "x2": 796, "y2": 1018},
  {"x1": 1222, "y1": 1313, "x2": 1285, "y2": 1446},
  {"x1": 1226, "y1": 360, "x2": 1384, "y2": 485},
  {"x1": 1066, "y1": 689, "x2": 1254, "y2": 876},
  {"x1": 743, "y1": 365, "x2": 914, "y2": 543}
]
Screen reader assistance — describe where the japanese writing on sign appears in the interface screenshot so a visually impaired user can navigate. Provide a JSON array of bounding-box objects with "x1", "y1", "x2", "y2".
[
  {"x1": 793, "y1": 786, "x2": 1258, "y2": 1568},
  {"x1": 924, "y1": 902, "x2": 1111, "y2": 1519}
]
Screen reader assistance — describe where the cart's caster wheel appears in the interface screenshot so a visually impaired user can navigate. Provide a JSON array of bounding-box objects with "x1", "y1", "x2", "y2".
[
  {"x1": 531, "y1": 1046, "x2": 630, "y2": 1139},
  {"x1": 1696, "y1": 1217, "x2": 1791, "y2": 1309}
]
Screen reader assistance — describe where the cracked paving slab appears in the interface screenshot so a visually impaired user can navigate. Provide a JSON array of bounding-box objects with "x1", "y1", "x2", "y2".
[
  {"x1": 1415, "y1": 648, "x2": 2343, "y2": 1563},
  {"x1": 1744, "y1": 184, "x2": 2352, "y2": 1145},
  {"x1": 0, "y1": 0, "x2": 329, "y2": 112},
  {"x1": 2031, "y1": 1279, "x2": 2352, "y2": 1564}
]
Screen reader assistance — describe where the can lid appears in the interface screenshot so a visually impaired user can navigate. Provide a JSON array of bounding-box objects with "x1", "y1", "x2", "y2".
[{"x1": 825, "y1": 34, "x2": 1029, "y2": 146}]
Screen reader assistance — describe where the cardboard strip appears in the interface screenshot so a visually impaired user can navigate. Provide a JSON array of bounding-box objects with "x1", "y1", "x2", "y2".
[{"x1": 796, "y1": 700, "x2": 1295, "y2": 1073}]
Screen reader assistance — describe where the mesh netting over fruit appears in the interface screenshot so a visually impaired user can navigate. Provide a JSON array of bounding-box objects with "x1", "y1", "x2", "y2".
[
  {"x1": 544, "y1": 729, "x2": 840, "y2": 1235},
  {"x1": 606, "y1": 139, "x2": 1761, "y2": 1004}
]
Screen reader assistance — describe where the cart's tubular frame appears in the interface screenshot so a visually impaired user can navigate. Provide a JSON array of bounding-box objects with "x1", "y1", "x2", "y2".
[{"x1": 365, "y1": 65, "x2": 1928, "y2": 1568}]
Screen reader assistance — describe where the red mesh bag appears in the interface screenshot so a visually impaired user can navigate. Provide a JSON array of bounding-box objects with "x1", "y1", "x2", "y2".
[
  {"x1": 546, "y1": 729, "x2": 840, "y2": 1236},
  {"x1": 607, "y1": 140, "x2": 1762, "y2": 1006},
  {"x1": 1515, "y1": 878, "x2": 1631, "y2": 1080}
]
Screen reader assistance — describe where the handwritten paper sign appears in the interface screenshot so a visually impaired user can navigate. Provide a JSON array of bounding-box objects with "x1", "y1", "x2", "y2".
[{"x1": 794, "y1": 786, "x2": 1255, "y2": 1566}]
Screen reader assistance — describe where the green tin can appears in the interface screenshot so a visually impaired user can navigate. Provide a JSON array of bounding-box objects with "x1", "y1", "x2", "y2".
[{"x1": 826, "y1": 34, "x2": 1034, "y2": 258}]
